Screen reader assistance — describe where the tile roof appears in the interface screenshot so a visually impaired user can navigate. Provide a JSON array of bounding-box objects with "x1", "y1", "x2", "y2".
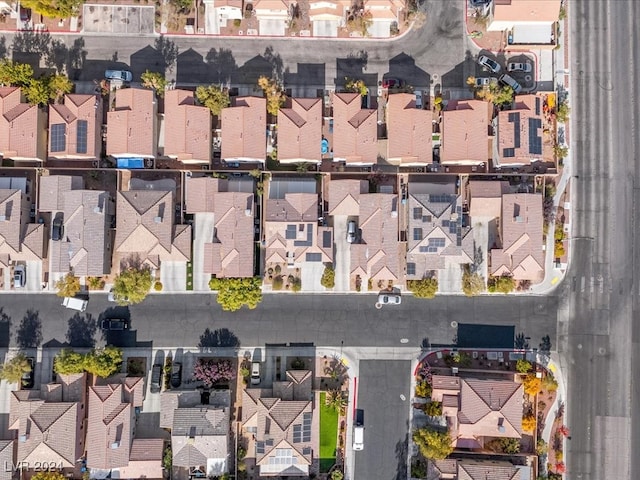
[
  {"x1": 496, "y1": 94, "x2": 544, "y2": 166},
  {"x1": 171, "y1": 407, "x2": 229, "y2": 472},
  {"x1": 38, "y1": 175, "x2": 85, "y2": 212},
  {"x1": 277, "y1": 98, "x2": 322, "y2": 163},
  {"x1": 457, "y1": 460, "x2": 520, "y2": 480},
  {"x1": 407, "y1": 187, "x2": 474, "y2": 278},
  {"x1": 491, "y1": 193, "x2": 544, "y2": 281},
  {"x1": 350, "y1": 193, "x2": 399, "y2": 281},
  {"x1": 441, "y1": 99, "x2": 492, "y2": 165},
  {"x1": 107, "y1": 88, "x2": 156, "y2": 158},
  {"x1": 164, "y1": 89, "x2": 211, "y2": 163},
  {"x1": 386, "y1": 93, "x2": 431, "y2": 165},
  {"x1": 115, "y1": 190, "x2": 191, "y2": 268},
  {"x1": 185, "y1": 176, "x2": 228, "y2": 213},
  {"x1": 49, "y1": 94, "x2": 101, "y2": 159},
  {"x1": 221, "y1": 96, "x2": 266, "y2": 162},
  {"x1": 0, "y1": 87, "x2": 42, "y2": 160},
  {"x1": 492, "y1": 0, "x2": 561, "y2": 23},
  {"x1": 332, "y1": 92, "x2": 377, "y2": 165},
  {"x1": 0, "y1": 441, "x2": 13, "y2": 480},
  {"x1": 327, "y1": 179, "x2": 368, "y2": 216},
  {"x1": 0, "y1": 189, "x2": 44, "y2": 263},
  {"x1": 468, "y1": 180, "x2": 510, "y2": 218},
  {"x1": 86, "y1": 383, "x2": 136, "y2": 469}
]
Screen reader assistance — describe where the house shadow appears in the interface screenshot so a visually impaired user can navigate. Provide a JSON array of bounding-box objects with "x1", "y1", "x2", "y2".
[
  {"x1": 130, "y1": 45, "x2": 168, "y2": 79},
  {"x1": 235, "y1": 55, "x2": 274, "y2": 88},
  {"x1": 334, "y1": 52, "x2": 377, "y2": 91},
  {"x1": 176, "y1": 48, "x2": 213, "y2": 85},
  {"x1": 283, "y1": 63, "x2": 326, "y2": 98},
  {"x1": 79, "y1": 58, "x2": 131, "y2": 82},
  {"x1": 441, "y1": 50, "x2": 475, "y2": 90},
  {"x1": 198, "y1": 328, "x2": 240, "y2": 348},
  {"x1": 16, "y1": 310, "x2": 42, "y2": 349},
  {"x1": 386, "y1": 52, "x2": 430, "y2": 90},
  {"x1": 205, "y1": 47, "x2": 238, "y2": 85},
  {"x1": 98, "y1": 306, "x2": 138, "y2": 347},
  {"x1": 66, "y1": 313, "x2": 97, "y2": 348},
  {"x1": 0, "y1": 308, "x2": 10, "y2": 348},
  {"x1": 394, "y1": 425, "x2": 409, "y2": 480}
]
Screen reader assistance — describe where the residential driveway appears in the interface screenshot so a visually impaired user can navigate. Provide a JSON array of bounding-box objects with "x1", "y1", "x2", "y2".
[
  {"x1": 82, "y1": 4, "x2": 155, "y2": 34},
  {"x1": 300, "y1": 262, "x2": 325, "y2": 292},
  {"x1": 333, "y1": 215, "x2": 351, "y2": 292},
  {"x1": 354, "y1": 360, "x2": 411, "y2": 480},
  {"x1": 438, "y1": 259, "x2": 462, "y2": 293},
  {"x1": 471, "y1": 216, "x2": 495, "y2": 282},
  {"x1": 25, "y1": 260, "x2": 42, "y2": 292},
  {"x1": 160, "y1": 261, "x2": 187, "y2": 292},
  {"x1": 193, "y1": 213, "x2": 215, "y2": 292}
]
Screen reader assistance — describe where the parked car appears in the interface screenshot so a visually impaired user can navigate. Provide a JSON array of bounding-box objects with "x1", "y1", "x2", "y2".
[
  {"x1": 62, "y1": 297, "x2": 88, "y2": 312},
  {"x1": 21, "y1": 357, "x2": 35, "y2": 389},
  {"x1": 251, "y1": 362, "x2": 261, "y2": 385},
  {"x1": 508, "y1": 62, "x2": 532, "y2": 73},
  {"x1": 477, "y1": 55, "x2": 501, "y2": 73},
  {"x1": 414, "y1": 90, "x2": 424, "y2": 109},
  {"x1": 347, "y1": 221, "x2": 358, "y2": 243},
  {"x1": 499, "y1": 73, "x2": 523, "y2": 94},
  {"x1": 13, "y1": 265, "x2": 25, "y2": 288},
  {"x1": 170, "y1": 362, "x2": 182, "y2": 388},
  {"x1": 474, "y1": 77, "x2": 497, "y2": 87},
  {"x1": 105, "y1": 70, "x2": 133, "y2": 82},
  {"x1": 19, "y1": 7, "x2": 31, "y2": 22},
  {"x1": 52, "y1": 213, "x2": 64, "y2": 241},
  {"x1": 377, "y1": 293, "x2": 402, "y2": 305},
  {"x1": 150, "y1": 364, "x2": 163, "y2": 393},
  {"x1": 382, "y1": 77, "x2": 404, "y2": 88},
  {"x1": 101, "y1": 318, "x2": 128, "y2": 330}
]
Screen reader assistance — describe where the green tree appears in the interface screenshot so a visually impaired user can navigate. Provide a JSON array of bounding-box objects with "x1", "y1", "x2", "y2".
[
  {"x1": 522, "y1": 414, "x2": 536, "y2": 433},
  {"x1": 24, "y1": 78, "x2": 51, "y2": 106},
  {"x1": 195, "y1": 84, "x2": 230, "y2": 116},
  {"x1": 516, "y1": 359, "x2": 532, "y2": 373},
  {"x1": 83, "y1": 347, "x2": 122, "y2": 378},
  {"x1": 0, "y1": 60, "x2": 34, "y2": 87},
  {"x1": 141, "y1": 70, "x2": 168, "y2": 98},
  {"x1": 556, "y1": 102, "x2": 570, "y2": 123},
  {"x1": 113, "y1": 267, "x2": 153, "y2": 305},
  {"x1": 32, "y1": 473, "x2": 67, "y2": 480},
  {"x1": 53, "y1": 349, "x2": 86, "y2": 375},
  {"x1": 476, "y1": 82, "x2": 514, "y2": 106},
  {"x1": 412, "y1": 427, "x2": 453, "y2": 460},
  {"x1": 424, "y1": 401, "x2": 443, "y2": 416},
  {"x1": 415, "y1": 380, "x2": 432, "y2": 398},
  {"x1": 344, "y1": 77, "x2": 368, "y2": 96},
  {"x1": 46, "y1": 74, "x2": 73, "y2": 102},
  {"x1": 20, "y1": 0, "x2": 82, "y2": 18},
  {"x1": 407, "y1": 278, "x2": 438, "y2": 299},
  {"x1": 55, "y1": 272, "x2": 81, "y2": 298},
  {"x1": 523, "y1": 374, "x2": 541, "y2": 396},
  {"x1": 0, "y1": 353, "x2": 32, "y2": 384},
  {"x1": 208, "y1": 277, "x2": 263, "y2": 311},
  {"x1": 258, "y1": 76, "x2": 286, "y2": 116},
  {"x1": 499, "y1": 437, "x2": 521, "y2": 454},
  {"x1": 487, "y1": 274, "x2": 515, "y2": 293},
  {"x1": 462, "y1": 267, "x2": 485, "y2": 296},
  {"x1": 330, "y1": 470, "x2": 344, "y2": 480},
  {"x1": 325, "y1": 389, "x2": 347, "y2": 414},
  {"x1": 162, "y1": 445, "x2": 172, "y2": 471},
  {"x1": 542, "y1": 372, "x2": 558, "y2": 391},
  {"x1": 320, "y1": 266, "x2": 335, "y2": 289},
  {"x1": 553, "y1": 143, "x2": 569, "y2": 160}
]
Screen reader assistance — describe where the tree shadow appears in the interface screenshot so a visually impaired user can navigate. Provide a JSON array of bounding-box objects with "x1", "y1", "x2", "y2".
[
  {"x1": 154, "y1": 35, "x2": 179, "y2": 73},
  {"x1": 420, "y1": 337, "x2": 430, "y2": 350},
  {"x1": 0, "y1": 37, "x2": 6, "y2": 59},
  {"x1": 16, "y1": 310, "x2": 42, "y2": 349},
  {"x1": 0, "y1": 307, "x2": 11, "y2": 348},
  {"x1": 11, "y1": 31, "x2": 51, "y2": 53},
  {"x1": 120, "y1": 253, "x2": 146, "y2": 271},
  {"x1": 198, "y1": 328, "x2": 240, "y2": 348},
  {"x1": 394, "y1": 425, "x2": 408, "y2": 480},
  {"x1": 263, "y1": 46, "x2": 284, "y2": 81},
  {"x1": 205, "y1": 48, "x2": 238, "y2": 85},
  {"x1": 515, "y1": 332, "x2": 529, "y2": 349},
  {"x1": 66, "y1": 313, "x2": 97, "y2": 348}
]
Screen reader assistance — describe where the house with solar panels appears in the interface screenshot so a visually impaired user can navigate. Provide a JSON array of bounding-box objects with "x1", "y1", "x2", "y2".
[
  {"x1": 48, "y1": 94, "x2": 103, "y2": 162},
  {"x1": 493, "y1": 94, "x2": 545, "y2": 167},
  {"x1": 406, "y1": 180, "x2": 474, "y2": 290}
]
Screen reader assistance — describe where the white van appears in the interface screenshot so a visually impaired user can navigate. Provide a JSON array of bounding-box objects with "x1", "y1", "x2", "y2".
[
  {"x1": 62, "y1": 297, "x2": 88, "y2": 312},
  {"x1": 353, "y1": 425, "x2": 365, "y2": 451},
  {"x1": 251, "y1": 362, "x2": 261, "y2": 385}
]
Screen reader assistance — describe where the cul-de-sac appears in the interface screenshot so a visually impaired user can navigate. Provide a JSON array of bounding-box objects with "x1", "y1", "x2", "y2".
[{"x1": 0, "y1": 0, "x2": 636, "y2": 480}]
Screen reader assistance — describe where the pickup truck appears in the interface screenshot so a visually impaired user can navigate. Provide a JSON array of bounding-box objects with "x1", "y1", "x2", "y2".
[{"x1": 101, "y1": 319, "x2": 128, "y2": 330}]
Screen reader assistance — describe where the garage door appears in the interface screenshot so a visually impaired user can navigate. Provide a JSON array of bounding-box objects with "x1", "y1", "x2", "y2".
[
  {"x1": 313, "y1": 19, "x2": 339, "y2": 37},
  {"x1": 259, "y1": 18, "x2": 286, "y2": 36}
]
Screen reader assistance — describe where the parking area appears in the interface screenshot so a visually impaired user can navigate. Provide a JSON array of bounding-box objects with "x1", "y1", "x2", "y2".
[
  {"x1": 82, "y1": 4, "x2": 155, "y2": 34},
  {"x1": 354, "y1": 360, "x2": 411, "y2": 480},
  {"x1": 160, "y1": 261, "x2": 187, "y2": 292},
  {"x1": 476, "y1": 53, "x2": 536, "y2": 92}
]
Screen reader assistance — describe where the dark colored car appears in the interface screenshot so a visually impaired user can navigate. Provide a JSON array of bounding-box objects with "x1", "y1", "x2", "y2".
[
  {"x1": 170, "y1": 362, "x2": 182, "y2": 388},
  {"x1": 19, "y1": 7, "x2": 31, "y2": 22},
  {"x1": 150, "y1": 364, "x2": 163, "y2": 393},
  {"x1": 52, "y1": 214, "x2": 64, "y2": 241},
  {"x1": 101, "y1": 319, "x2": 128, "y2": 330},
  {"x1": 21, "y1": 357, "x2": 35, "y2": 389},
  {"x1": 382, "y1": 77, "x2": 404, "y2": 88}
]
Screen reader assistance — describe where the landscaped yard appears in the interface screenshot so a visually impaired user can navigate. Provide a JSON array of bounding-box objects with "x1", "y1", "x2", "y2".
[{"x1": 319, "y1": 392, "x2": 338, "y2": 473}]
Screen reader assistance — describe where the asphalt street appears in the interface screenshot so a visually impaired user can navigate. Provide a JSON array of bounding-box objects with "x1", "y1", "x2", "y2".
[
  {"x1": 559, "y1": 1, "x2": 639, "y2": 479},
  {"x1": 0, "y1": 292, "x2": 557, "y2": 350},
  {"x1": 0, "y1": 0, "x2": 471, "y2": 93}
]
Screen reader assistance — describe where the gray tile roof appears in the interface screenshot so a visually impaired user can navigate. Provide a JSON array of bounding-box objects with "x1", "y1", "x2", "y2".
[
  {"x1": 0, "y1": 441, "x2": 13, "y2": 480},
  {"x1": 171, "y1": 407, "x2": 229, "y2": 469}
]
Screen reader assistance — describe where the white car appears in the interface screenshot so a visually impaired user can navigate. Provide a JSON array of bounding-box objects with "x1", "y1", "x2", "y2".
[
  {"x1": 475, "y1": 77, "x2": 497, "y2": 87},
  {"x1": 508, "y1": 62, "x2": 532, "y2": 73},
  {"x1": 477, "y1": 55, "x2": 501, "y2": 73},
  {"x1": 377, "y1": 293, "x2": 401, "y2": 305}
]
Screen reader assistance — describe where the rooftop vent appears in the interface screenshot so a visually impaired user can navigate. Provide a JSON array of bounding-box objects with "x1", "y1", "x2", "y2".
[
  {"x1": 154, "y1": 216, "x2": 163, "y2": 223},
  {"x1": 245, "y1": 209, "x2": 252, "y2": 217},
  {"x1": 110, "y1": 442, "x2": 120, "y2": 449}
]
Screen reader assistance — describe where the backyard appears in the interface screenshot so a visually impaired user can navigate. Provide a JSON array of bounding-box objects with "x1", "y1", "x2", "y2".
[{"x1": 319, "y1": 391, "x2": 338, "y2": 473}]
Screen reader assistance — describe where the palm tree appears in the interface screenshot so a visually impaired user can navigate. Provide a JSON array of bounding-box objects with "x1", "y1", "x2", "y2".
[{"x1": 326, "y1": 389, "x2": 348, "y2": 414}]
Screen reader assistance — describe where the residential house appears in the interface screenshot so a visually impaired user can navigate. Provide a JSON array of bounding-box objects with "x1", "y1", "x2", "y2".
[
  {"x1": 221, "y1": 96, "x2": 266, "y2": 164},
  {"x1": 385, "y1": 93, "x2": 431, "y2": 166},
  {"x1": 241, "y1": 370, "x2": 316, "y2": 477},
  {"x1": 487, "y1": 0, "x2": 561, "y2": 48},
  {"x1": 161, "y1": 390, "x2": 231, "y2": 477},
  {"x1": 441, "y1": 99, "x2": 493, "y2": 166},
  {"x1": 428, "y1": 459, "x2": 528, "y2": 480},
  {"x1": 38, "y1": 175, "x2": 114, "y2": 279},
  {"x1": 360, "y1": 0, "x2": 403, "y2": 38},
  {"x1": 327, "y1": 179, "x2": 400, "y2": 288},
  {"x1": 468, "y1": 180, "x2": 510, "y2": 219},
  {"x1": 117, "y1": 439, "x2": 165, "y2": 480},
  {"x1": 86, "y1": 376, "x2": 145, "y2": 471},
  {"x1": 264, "y1": 178, "x2": 333, "y2": 269},
  {"x1": 0, "y1": 441, "x2": 13, "y2": 480},
  {"x1": 430, "y1": 375, "x2": 523, "y2": 449},
  {"x1": 163, "y1": 89, "x2": 212, "y2": 165},
  {"x1": 202, "y1": 0, "x2": 242, "y2": 34},
  {"x1": 309, "y1": 0, "x2": 347, "y2": 36},
  {"x1": 494, "y1": 94, "x2": 545, "y2": 167},
  {"x1": 114, "y1": 190, "x2": 191, "y2": 277},
  {"x1": 406, "y1": 181, "x2": 474, "y2": 283},
  {"x1": 48, "y1": 94, "x2": 103, "y2": 161},
  {"x1": 0, "y1": 187, "x2": 45, "y2": 287},
  {"x1": 107, "y1": 88, "x2": 157, "y2": 160},
  {"x1": 253, "y1": 0, "x2": 290, "y2": 36},
  {"x1": 332, "y1": 92, "x2": 377, "y2": 166},
  {"x1": 490, "y1": 193, "x2": 544, "y2": 282},
  {"x1": 277, "y1": 98, "x2": 323, "y2": 164},
  {"x1": 185, "y1": 176, "x2": 255, "y2": 287},
  {"x1": 0, "y1": 87, "x2": 46, "y2": 163},
  {"x1": 8, "y1": 373, "x2": 87, "y2": 473}
]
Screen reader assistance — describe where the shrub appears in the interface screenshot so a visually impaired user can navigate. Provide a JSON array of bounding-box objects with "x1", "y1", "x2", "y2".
[
  {"x1": 208, "y1": 277, "x2": 263, "y2": 311},
  {"x1": 522, "y1": 414, "x2": 536, "y2": 433},
  {"x1": 87, "y1": 276, "x2": 105, "y2": 290},
  {"x1": 320, "y1": 266, "x2": 335, "y2": 289},
  {"x1": 291, "y1": 276, "x2": 302, "y2": 292},
  {"x1": 424, "y1": 401, "x2": 442, "y2": 416},
  {"x1": 154, "y1": 281, "x2": 163, "y2": 291},
  {"x1": 415, "y1": 381, "x2": 432, "y2": 398},
  {"x1": 542, "y1": 372, "x2": 559, "y2": 391},
  {"x1": 487, "y1": 274, "x2": 515, "y2": 293},
  {"x1": 412, "y1": 427, "x2": 454, "y2": 460},
  {"x1": 56, "y1": 272, "x2": 81, "y2": 298},
  {"x1": 272, "y1": 275, "x2": 283, "y2": 290},
  {"x1": 233, "y1": 18, "x2": 241, "y2": 27},
  {"x1": 538, "y1": 400, "x2": 547, "y2": 411},
  {"x1": 524, "y1": 374, "x2": 542, "y2": 396},
  {"x1": 462, "y1": 267, "x2": 485, "y2": 296},
  {"x1": 407, "y1": 277, "x2": 438, "y2": 299},
  {"x1": 499, "y1": 437, "x2": 521, "y2": 454},
  {"x1": 536, "y1": 438, "x2": 548, "y2": 455},
  {"x1": 516, "y1": 359, "x2": 532, "y2": 373},
  {"x1": 274, "y1": 265, "x2": 282, "y2": 275},
  {"x1": 555, "y1": 450, "x2": 563, "y2": 462}
]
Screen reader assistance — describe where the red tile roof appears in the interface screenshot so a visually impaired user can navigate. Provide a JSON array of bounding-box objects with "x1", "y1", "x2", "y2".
[
  {"x1": 0, "y1": 87, "x2": 42, "y2": 160},
  {"x1": 164, "y1": 89, "x2": 211, "y2": 163},
  {"x1": 496, "y1": 94, "x2": 544, "y2": 166},
  {"x1": 492, "y1": 0, "x2": 561, "y2": 23},
  {"x1": 441, "y1": 99, "x2": 492, "y2": 165},
  {"x1": 221, "y1": 96, "x2": 266, "y2": 162},
  {"x1": 277, "y1": 98, "x2": 322, "y2": 163},
  {"x1": 49, "y1": 94, "x2": 102, "y2": 159},
  {"x1": 386, "y1": 93, "x2": 432, "y2": 165},
  {"x1": 107, "y1": 88, "x2": 156, "y2": 158},
  {"x1": 332, "y1": 92, "x2": 377, "y2": 165}
]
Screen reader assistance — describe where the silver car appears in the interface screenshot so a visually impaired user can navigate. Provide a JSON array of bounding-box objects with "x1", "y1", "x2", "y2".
[
  {"x1": 347, "y1": 221, "x2": 358, "y2": 243},
  {"x1": 377, "y1": 293, "x2": 401, "y2": 305},
  {"x1": 477, "y1": 55, "x2": 501, "y2": 73},
  {"x1": 14, "y1": 265, "x2": 25, "y2": 288},
  {"x1": 508, "y1": 62, "x2": 532, "y2": 73}
]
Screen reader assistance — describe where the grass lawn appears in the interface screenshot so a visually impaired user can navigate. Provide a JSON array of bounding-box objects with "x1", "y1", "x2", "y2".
[{"x1": 319, "y1": 392, "x2": 339, "y2": 473}]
